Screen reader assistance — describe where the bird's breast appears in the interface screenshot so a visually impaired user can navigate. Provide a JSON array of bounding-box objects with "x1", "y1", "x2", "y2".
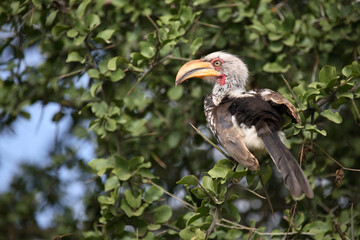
[{"x1": 231, "y1": 116, "x2": 267, "y2": 156}]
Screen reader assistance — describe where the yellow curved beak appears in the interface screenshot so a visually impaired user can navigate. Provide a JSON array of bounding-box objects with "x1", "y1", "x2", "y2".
[{"x1": 175, "y1": 60, "x2": 220, "y2": 86}]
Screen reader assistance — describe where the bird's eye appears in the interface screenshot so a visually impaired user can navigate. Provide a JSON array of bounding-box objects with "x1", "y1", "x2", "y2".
[{"x1": 213, "y1": 60, "x2": 221, "y2": 67}]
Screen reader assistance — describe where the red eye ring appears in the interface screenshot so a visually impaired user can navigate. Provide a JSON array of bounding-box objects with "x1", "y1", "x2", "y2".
[{"x1": 211, "y1": 58, "x2": 223, "y2": 68}]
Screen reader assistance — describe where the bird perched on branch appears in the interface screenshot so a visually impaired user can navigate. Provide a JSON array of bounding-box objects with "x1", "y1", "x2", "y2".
[{"x1": 175, "y1": 51, "x2": 313, "y2": 198}]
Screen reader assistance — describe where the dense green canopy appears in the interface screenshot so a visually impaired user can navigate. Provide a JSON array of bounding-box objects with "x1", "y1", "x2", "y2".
[{"x1": 0, "y1": 0, "x2": 359, "y2": 239}]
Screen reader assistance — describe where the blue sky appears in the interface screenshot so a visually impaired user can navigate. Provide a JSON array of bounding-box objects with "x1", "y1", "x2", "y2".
[{"x1": 0, "y1": 42, "x2": 95, "y2": 227}]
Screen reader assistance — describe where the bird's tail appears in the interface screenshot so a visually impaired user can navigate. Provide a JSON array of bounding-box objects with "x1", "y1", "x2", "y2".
[{"x1": 258, "y1": 128, "x2": 314, "y2": 198}]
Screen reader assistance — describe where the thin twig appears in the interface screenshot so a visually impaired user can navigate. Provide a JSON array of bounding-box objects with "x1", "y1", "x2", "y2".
[
  {"x1": 168, "y1": 56, "x2": 193, "y2": 61},
  {"x1": 313, "y1": 142, "x2": 360, "y2": 172},
  {"x1": 163, "y1": 223, "x2": 181, "y2": 232},
  {"x1": 332, "y1": 220, "x2": 346, "y2": 240},
  {"x1": 197, "y1": 21, "x2": 221, "y2": 28},
  {"x1": 206, "y1": 205, "x2": 220, "y2": 239},
  {"x1": 350, "y1": 99, "x2": 360, "y2": 123},
  {"x1": 127, "y1": 55, "x2": 172, "y2": 95},
  {"x1": 311, "y1": 52, "x2": 319, "y2": 82},
  {"x1": 148, "y1": 179, "x2": 196, "y2": 210},
  {"x1": 286, "y1": 201, "x2": 298, "y2": 237},
  {"x1": 199, "y1": 2, "x2": 244, "y2": 9},
  {"x1": 259, "y1": 175, "x2": 275, "y2": 219},
  {"x1": 86, "y1": 175, "x2": 99, "y2": 184},
  {"x1": 150, "y1": 152, "x2": 167, "y2": 169},
  {"x1": 221, "y1": 218, "x2": 256, "y2": 231},
  {"x1": 219, "y1": 219, "x2": 315, "y2": 236},
  {"x1": 51, "y1": 233, "x2": 73, "y2": 240},
  {"x1": 59, "y1": 68, "x2": 85, "y2": 79},
  {"x1": 351, "y1": 203, "x2": 354, "y2": 240},
  {"x1": 189, "y1": 122, "x2": 231, "y2": 160},
  {"x1": 195, "y1": 178, "x2": 219, "y2": 204},
  {"x1": 145, "y1": 15, "x2": 159, "y2": 31},
  {"x1": 235, "y1": 185, "x2": 266, "y2": 199},
  {"x1": 281, "y1": 74, "x2": 299, "y2": 107}
]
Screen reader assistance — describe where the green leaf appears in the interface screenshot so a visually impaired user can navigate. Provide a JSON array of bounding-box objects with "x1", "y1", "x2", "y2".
[
  {"x1": 153, "y1": 205, "x2": 172, "y2": 223},
  {"x1": 105, "y1": 117, "x2": 117, "y2": 132},
  {"x1": 303, "y1": 88, "x2": 321, "y2": 101},
  {"x1": 336, "y1": 92, "x2": 353, "y2": 100},
  {"x1": 124, "y1": 189, "x2": 141, "y2": 209},
  {"x1": 179, "y1": 227, "x2": 206, "y2": 240},
  {"x1": 76, "y1": 0, "x2": 91, "y2": 17},
  {"x1": 319, "y1": 65, "x2": 338, "y2": 85},
  {"x1": 304, "y1": 124, "x2": 327, "y2": 136},
  {"x1": 190, "y1": 37, "x2": 203, "y2": 55},
  {"x1": 104, "y1": 176, "x2": 120, "y2": 192},
  {"x1": 67, "y1": 29, "x2": 78, "y2": 38},
  {"x1": 342, "y1": 65, "x2": 352, "y2": 77},
  {"x1": 303, "y1": 221, "x2": 332, "y2": 240},
  {"x1": 179, "y1": 5, "x2": 193, "y2": 23},
  {"x1": 268, "y1": 32, "x2": 283, "y2": 41},
  {"x1": 196, "y1": 205, "x2": 209, "y2": 215},
  {"x1": 320, "y1": 109, "x2": 343, "y2": 124},
  {"x1": 191, "y1": 186, "x2": 207, "y2": 199},
  {"x1": 144, "y1": 185, "x2": 164, "y2": 203},
  {"x1": 202, "y1": 176, "x2": 215, "y2": 195},
  {"x1": 217, "y1": 8, "x2": 232, "y2": 22},
  {"x1": 177, "y1": 175, "x2": 198, "y2": 186},
  {"x1": 32, "y1": 0, "x2": 42, "y2": 8},
  {"x1": 87, "y1": 69, "x2": 100, "y2": 79},
  {"x1": 88, "y1": 158, "x2": 114, "y2": 176},
  {"x1": 113, "y1": 157, "x2": 131, "y2": 181},
  {"x1": 91, "y1": 101, "x2": 107, "y2": 117},
  {"x1": 98, "y1": 195, "x2": 115, "y2": 205},
  {"x1": 167, "y1": 85, "x2": 183, "y2": 101},
  {"x1": 293, "y1": 83, "x2": 306, "y2": 98},
  {"x1": 96, "y1": 29, "x2": 116, "y2": 43},
  {"x1": 186, "y1": 213, "x2": 204, "y2": 227},
  {"x1": 263, "y1": 62, "x2": 291, "y2": 73},
  {"x1": 87, "y1": 13, "x2": 100, "y2": 28},
  {"x1": 46, "y1": 10, "x2": 58, "y2": 26},
  {"x1": 74, "y1": 36, "x2": 85, "y2": 46},
  {"x1": 90, "y1": 82, "x2": 102, "y2": 97},
  {"x1": 282, "y1": 34, "x2": 296, "y2": 46},
  {"x1": 228, "y1": 202, "x2": 241, "y2": 222},
  {"x1": 109, "y1": 69, "x2": 125, "y2": 82},
  {"x1": 269, "y1": 42, "x2": 284, "y2": 53},
  {"x1": 107, "y1": 57, "x2": 118, "y2": 71},
  {"x1": 129, "y1": 156, "x2": 145, "y2": 170},
  {"x1": 121, "y1": 199, "x2": 148, "y2": 217},
  {"x1": 66, "y1": 51, "x2": 84, "y2": 63},
  {"x1": 139, "y1": 41, "x2": 155, "y2": 58},
  {"x1": 207, "y1": 159, "x2": 232, "y2": 179}
]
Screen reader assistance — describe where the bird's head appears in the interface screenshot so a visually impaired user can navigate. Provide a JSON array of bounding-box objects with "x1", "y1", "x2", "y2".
[{"x1": 175, "y1": 52, "x2": 249, "y2": 98}]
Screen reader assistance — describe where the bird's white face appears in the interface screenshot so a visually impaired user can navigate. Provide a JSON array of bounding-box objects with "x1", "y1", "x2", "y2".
[
  {"x1": 201, "y1": 52, "x2": 249, "y2": 87},
  {"x1": 175, "y1": 51, "x2": 249, "y2": 105}
]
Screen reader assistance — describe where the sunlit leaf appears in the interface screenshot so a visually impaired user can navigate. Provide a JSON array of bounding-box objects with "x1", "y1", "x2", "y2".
[
  {"x1": 320, "y1": 109, "x2": 343, "y2": 124},
  {"x1": 153, "y1": 205, "x2": 172, "y2": 223},
  {"x1": 177, "y1": 175, "x2": 198, "y2": 186}
]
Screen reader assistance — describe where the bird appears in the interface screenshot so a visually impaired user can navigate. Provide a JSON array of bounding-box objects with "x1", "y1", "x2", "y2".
[{"x1": 175, "y1": 51, "x2": 314, "y2": 198}]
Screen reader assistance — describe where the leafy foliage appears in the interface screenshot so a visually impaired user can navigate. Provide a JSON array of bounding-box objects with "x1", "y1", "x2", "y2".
[{"x1": 0, "y1": 0, "x2": 360, "y2": 239}]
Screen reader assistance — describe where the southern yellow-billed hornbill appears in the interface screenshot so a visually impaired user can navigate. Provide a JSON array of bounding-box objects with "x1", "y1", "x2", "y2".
[{"x1": 175, "y1": 52, "x2": 313, "y2": 198}]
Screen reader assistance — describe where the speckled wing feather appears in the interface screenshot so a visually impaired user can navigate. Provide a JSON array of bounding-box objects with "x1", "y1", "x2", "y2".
[
  {"x1": 257, "y1": 89, "x2": 301, "y2": 124},
  {"x1": 204, "y1": 95, "x2": 260, "y2": 171}
]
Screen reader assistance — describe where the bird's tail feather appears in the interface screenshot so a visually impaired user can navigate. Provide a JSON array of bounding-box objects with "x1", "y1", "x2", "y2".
[{"x1": 259, "y1": 130, "x2": 314, "y2": 198}]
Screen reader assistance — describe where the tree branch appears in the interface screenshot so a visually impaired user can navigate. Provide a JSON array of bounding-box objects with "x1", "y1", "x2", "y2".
[
  {"x1": 148, "y1": 179, "x2": 196, "y2": 210},
  {"x1": 205, "y1": 205, "x2": 220, "y2": 239},
  {"x1": 189, "y1": 122, "x2": 231, "y2": 160},
  {"x1": 313, "y1": 142, "x2": 360, "y2": 172}
]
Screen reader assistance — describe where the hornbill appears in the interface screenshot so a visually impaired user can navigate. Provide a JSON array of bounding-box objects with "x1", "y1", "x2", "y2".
[{"x1": 175, "y1": 51, "x2": 314, "y2": 198}]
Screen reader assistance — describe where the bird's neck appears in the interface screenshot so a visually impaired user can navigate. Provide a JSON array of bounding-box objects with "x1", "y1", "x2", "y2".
[{"x1": 212, "y1": 83, "x2": 246, "y2": 106}]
